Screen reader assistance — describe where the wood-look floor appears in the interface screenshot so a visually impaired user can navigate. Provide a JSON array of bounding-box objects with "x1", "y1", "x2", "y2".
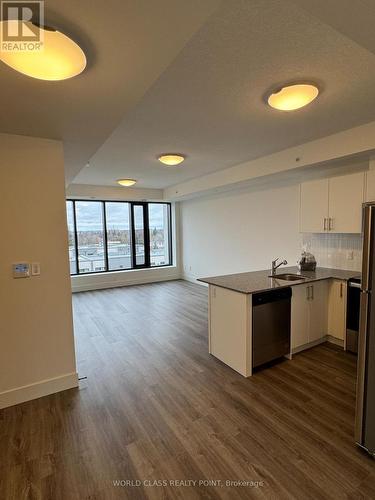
[{"x1": 1, "y1": 280, "x2": 374, "y2": 499}]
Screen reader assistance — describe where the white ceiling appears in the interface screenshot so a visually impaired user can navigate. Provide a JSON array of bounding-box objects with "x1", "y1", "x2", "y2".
[
  {"x1": 0, "y1": 0, "x2": 219, "y2": 183},
  {"x1": 3, "y1": 0, "x2": 375, "y2": 189},
  {"x1": 74, "y1": 0, "x2": 375, "y2": 189}
]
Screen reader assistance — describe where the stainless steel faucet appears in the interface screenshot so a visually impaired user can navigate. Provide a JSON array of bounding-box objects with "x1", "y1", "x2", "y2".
[{"x1": 271, "y1": 258, "x2": 288, "y2": 276}]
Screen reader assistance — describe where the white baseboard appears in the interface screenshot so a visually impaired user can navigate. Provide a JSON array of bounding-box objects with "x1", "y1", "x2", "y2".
[
  {"x1": 292, "y1": 335, "x2": 344, "y2": 354},
  {"x1": 0, "y1": 372, "x2": 79, "y2": 409},
  {"x1": 326, "y1": 335, "x2": 345, "y2": 348},
  {"x1": 72, "y1": 271, "x2": 180, "y2": 293},
  {"x1": 182, "y1": 272, "x2": 207, "y2": 286}
]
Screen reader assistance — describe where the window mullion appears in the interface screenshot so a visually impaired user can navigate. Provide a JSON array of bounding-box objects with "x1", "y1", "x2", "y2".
[
  {"x1": 102, "y1": 201, "x2": 109, "y2": 272},
  {"x1": 168, "y1": 204, "x2": 173, "y2": 266},
  {"x1": 72, "y1": 200, "x2": 80, "y2": 275},
  {"x1": 130, "y1": 203, "x2": 136, "y2": 269},
  {"x1": 143, "y1": 203, "x2": 151, "y2": 268}
]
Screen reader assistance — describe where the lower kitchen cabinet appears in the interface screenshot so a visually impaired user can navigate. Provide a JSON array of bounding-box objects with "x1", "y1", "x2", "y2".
[
  {"x1": 291, "y1": 284, "x2": 310, "y2": 349},
  {"x1": 328, "y1": 280, "x2": 347, "y2": 343},
  {"x1": 291, "y1": 281, "x2": 328, "y2": 351},
  {"x1": 309, "y1": 281, "x2": 329, "y2": 342}
]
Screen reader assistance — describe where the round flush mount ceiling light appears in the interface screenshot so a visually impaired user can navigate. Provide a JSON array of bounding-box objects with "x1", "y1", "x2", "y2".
[
  {"x1": 158, "y1": 154, "x2": 185, "y2": 166},
  {"x1": 267, "y1": 83, "x2": 319, "y2": 111},
  {"x1": 0, "y1": 21, "x2": 86, "y2": 81},
  {"x1": 117, "y1": 179, "x2": 137, "y2": 187}
]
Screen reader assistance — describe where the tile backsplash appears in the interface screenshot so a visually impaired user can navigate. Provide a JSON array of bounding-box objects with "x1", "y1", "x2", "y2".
[{"x1": 302, "y1": 233, "x2": 362, "y2": 272}]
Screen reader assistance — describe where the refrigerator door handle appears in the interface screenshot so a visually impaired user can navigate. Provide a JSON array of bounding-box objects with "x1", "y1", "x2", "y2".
[
  {"x1": 355, "y1": 291, "x2": 370, "y2": 445},
  {"x1": 362, "y1": 205, "x2": 373, "y2": 292}
]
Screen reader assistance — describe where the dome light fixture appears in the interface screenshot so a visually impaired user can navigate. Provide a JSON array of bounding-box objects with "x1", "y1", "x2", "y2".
[
  {"x1": 267, "y1": 83, "x2": 319, "y2": 111},
  {"x1": 117, "y1": 179, "x2": 137, "y2": 187},
  {"x1": 158, "y1": 154, "x2": 185, "y2": 166},
  {"x1": 0, "y1": 21, "x2": 86, "y2": 81}
]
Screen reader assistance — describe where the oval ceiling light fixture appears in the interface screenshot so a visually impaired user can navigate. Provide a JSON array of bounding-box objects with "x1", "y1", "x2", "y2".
[
  {"x1": 267, "y1": 83, "x2": 319, "y2": 111},
  {"x1": 0, "y1": 21, "x2": 86, "y2": 81},
  {"x1": 117, "y1": 179, "x2": 137, "y2": 187},
  {"x1": 158, "y1": 154, "x2": 185, "y2": 166}
]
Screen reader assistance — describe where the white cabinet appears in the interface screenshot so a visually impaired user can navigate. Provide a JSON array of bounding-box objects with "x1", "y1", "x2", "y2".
[
  {"x1": 300, "y1": 172, "x2": 364, "y2": 233},
  {"x1": 209, "y1": 285, "x2": 252, "y2": 377},
  {"x1": 329, "y1": 173, "x2": 364, "y2": 233},
  {"x1": 309, "y1": 281, "x2": 329, "y2": 343},
  {"x1": 328, "y1": 280, "x2": 347, "y2": 343},
  {"x1": 291, "y1": 281, "x2": 328, "y2": 351},
  {"x1": 300, "y1": 179, "x2": 329, "y2": 233},
  {"x1": 291, "y1": 284, "x2": 310, "y2": 349}
]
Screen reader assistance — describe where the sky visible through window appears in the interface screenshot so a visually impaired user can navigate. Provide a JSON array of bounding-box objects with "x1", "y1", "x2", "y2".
[{"x1": 74, "y1": 201, "x2": 165, "y2": 230}]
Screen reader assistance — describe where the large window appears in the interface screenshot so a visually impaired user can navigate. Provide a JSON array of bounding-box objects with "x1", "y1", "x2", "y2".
[
  {"x1": 66, "y1": 200, "x2": 172, "y2": 275},
  {"x1": 148, "y1": 203, "x2": 171, "y2": 267}
]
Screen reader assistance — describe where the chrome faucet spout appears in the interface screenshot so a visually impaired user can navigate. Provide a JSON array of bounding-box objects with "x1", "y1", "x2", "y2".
[{"x1": 271, "y1": 258, "x2": 288, "y2": 276}]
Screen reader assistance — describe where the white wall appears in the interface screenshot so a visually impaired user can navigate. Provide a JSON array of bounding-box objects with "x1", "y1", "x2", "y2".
[
  {"x1": 180, "y1": 183, "x2": 302, "y2": 281},
  {"x1": 0, "y1": 133, "x2": 77, "y2": 408},
  {"x1": 180, "y1": 177, "x2": 365, "y2": 282},
  {"x1": 67, "y1": 183, "x2": 163, "y2": 201}
]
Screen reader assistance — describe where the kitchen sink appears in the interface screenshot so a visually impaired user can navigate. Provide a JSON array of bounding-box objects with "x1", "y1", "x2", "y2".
[{"x1": 269, "y1": 273, "x2": 307, "y2": 281}]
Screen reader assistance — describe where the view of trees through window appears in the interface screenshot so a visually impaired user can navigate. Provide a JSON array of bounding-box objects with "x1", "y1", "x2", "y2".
[
  {"x1": 66, "y1": 200, "x2": 172, "y2": 275},
  {"x1": 149, "y1": 203, "x2": 170, "y2": 267}
]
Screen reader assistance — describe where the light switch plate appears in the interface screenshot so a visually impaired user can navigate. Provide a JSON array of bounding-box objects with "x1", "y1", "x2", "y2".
[
  {"x1": 13, "y1": 262, "x2": 30, "y2": 278},
  {"x1": 31, "y1": 262, "x2": 41, "y2": 276}
]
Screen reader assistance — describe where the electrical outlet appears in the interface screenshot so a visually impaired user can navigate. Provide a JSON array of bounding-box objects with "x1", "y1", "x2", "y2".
[{"x1": 347, "y1": 251, "x2": 354, "y2": 261}]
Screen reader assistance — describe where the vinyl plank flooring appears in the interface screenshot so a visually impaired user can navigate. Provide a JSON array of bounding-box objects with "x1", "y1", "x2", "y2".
[{"x1": 1, "y1": 280, "x2": 374, "y2": 499}]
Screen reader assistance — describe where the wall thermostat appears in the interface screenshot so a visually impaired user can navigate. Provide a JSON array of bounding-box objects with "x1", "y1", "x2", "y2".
[{"x1": 13, "y1": 262, "x2": 30, "y2": 278}]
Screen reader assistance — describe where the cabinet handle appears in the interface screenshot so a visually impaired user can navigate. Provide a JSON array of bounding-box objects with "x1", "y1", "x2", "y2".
[
  {"x1": 323, "y1": 218, "x2": 327, "y2": 231},
  {"x1": 340, "y1": 283, "x2": 343, "y2": 298},
  {"x1": 329, "y1": 218, "x2": 334, "y2": 231},
  {"x1": 306, "y1": 285, "x2": 313, "y2": 301}
]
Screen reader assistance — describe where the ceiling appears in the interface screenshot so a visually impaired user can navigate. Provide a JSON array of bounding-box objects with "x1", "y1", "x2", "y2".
[
  {"x1": 0, "y1": 0, "x2": 219, "y2": 183},
  {"x1": 73, "y1": 0, "x2": 375, "y2": 188},
  {"x1": 3, "y1": 0, "x2": 375, "y2": 189}
]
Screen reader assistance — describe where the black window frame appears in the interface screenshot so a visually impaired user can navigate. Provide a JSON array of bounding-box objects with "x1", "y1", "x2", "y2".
[{"x1": 67, "y1": 199, "x2": 173, "y2": 276}]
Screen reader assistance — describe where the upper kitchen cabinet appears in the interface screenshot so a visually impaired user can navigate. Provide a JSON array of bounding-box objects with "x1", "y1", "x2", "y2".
[
  {"x1": 300, "y1": 179, "x2": 329, "y2": 233},
  {"x1": 329, "y1": 173, "x2": 364, "y2": 233},
  {"x1": 300, "y1": 172, "x2": 365, "y2": 233}
]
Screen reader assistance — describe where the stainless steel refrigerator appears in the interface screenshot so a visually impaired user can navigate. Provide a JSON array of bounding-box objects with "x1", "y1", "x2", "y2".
[{"x1": 356, "y1": 202, "x2": 375, "y2": 457}]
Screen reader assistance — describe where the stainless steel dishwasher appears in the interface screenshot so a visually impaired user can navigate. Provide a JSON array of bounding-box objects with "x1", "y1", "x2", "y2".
[{"x1": 252, "y1": 287, "x2": 291, "y2": 368}]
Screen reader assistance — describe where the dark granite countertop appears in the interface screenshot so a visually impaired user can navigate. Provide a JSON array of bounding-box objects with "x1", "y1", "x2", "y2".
[{"x1": 198, "y1": 267, "x2": 361, "y2": 294}]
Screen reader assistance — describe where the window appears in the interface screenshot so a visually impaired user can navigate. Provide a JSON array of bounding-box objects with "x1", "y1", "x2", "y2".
[
  {"x1": 75, "y1": 201, "x2": 106, "y2": 274},
  {"x1": 66, "y1": 200, "x2": 172, "y2": 275},
  {"x1": 105, "y1": 202, "x2": 131, "y2": 271},
  {"x1": 148, "y1": 203, "x2": 171, "y2": 267},
  {"x1": 66, "y1": 201, "x2": 77, "y2": 274}
]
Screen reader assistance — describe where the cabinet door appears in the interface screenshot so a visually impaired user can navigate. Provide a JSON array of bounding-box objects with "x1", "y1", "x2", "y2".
[
  {"x1": 300, "y1": 179, "x2": 329, "y2": 233},
  {"x1": 328, "y1": 280, "x2": 347, "y2": 341},
  {"x1": 309, "y1": 281, "x2": 329, "y2": 343},
  {"x1": 328, "y1": 173, "x2": 364, "y2": 233},
  {"x1": 291, "y1": 284, "x2": 310, "y2": 349},
  {"x1": 365, "y1": 170, "x2": 375, "y2": 203}
]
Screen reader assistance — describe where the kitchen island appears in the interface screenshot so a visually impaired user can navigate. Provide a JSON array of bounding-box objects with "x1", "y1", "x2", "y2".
[{"x1": 199, "y1": 267, "x2": 360, "y2": 377}]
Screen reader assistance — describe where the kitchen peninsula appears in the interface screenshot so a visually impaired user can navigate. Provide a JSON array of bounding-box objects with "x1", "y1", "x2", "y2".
[{"x1": 199, "y1": 267, "x2": 359, "y2": 377}]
